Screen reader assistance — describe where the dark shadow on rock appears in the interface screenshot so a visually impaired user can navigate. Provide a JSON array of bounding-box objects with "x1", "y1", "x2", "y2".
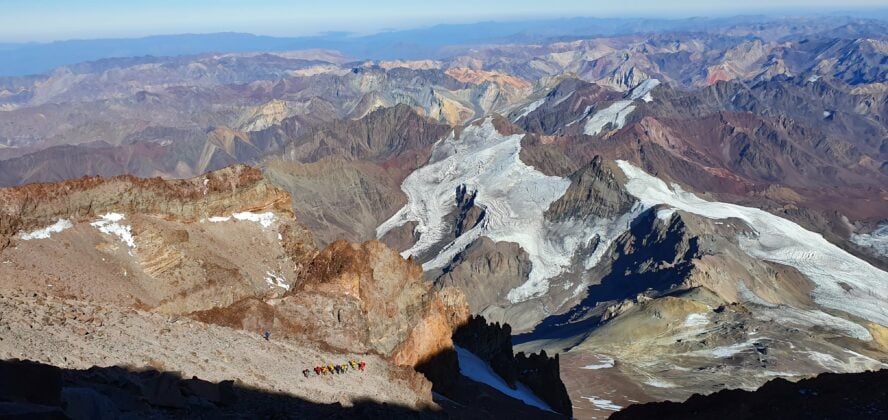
[
  {"x1": 415, "y1": 315, "x2": 572, "y2": 418},
  {"x1": 0, "y1": 359, "x2": 445, "y2": 419},
  {"x1": 515, "y1": 208, "x2": 700, "y2": 346},
  {"x1": 612, "y1": 369, "x2": 888, "y2": 420}
]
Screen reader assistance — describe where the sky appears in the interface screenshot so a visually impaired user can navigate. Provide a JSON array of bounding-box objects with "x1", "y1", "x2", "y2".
[{"x1": 1, "y1": 0, "x2": 886, "y2": 43}]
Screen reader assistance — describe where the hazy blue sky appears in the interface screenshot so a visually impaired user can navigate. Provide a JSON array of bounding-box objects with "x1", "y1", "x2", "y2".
[{"x1": 2, "y1": 0, "x2": 886, "y2": 42}]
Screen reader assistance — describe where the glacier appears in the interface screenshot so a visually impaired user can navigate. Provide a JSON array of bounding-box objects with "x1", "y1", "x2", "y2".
[
  {"x1": 616, "y1": 160, "x2": 888, "y2": 330},
  {"x1": 583, "y1": 79, "x2": 660, "y2": 136},
  {"x1": 851, "y1": 224, "x2": 888, "y2": 258},
  {"x1": 378, "y1": 119, "x2": 632, "y2": 303}
]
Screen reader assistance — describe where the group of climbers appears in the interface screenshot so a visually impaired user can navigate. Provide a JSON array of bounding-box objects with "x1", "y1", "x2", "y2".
[
  {"x1": 261, "y1": 332, "x2": 368, "y2": 379},
  {"x1": 303, "y1": 360, "x2": 366, "y2": 377}
]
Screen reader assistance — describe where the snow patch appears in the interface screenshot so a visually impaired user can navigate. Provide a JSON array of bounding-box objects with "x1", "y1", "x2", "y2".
[
  {"x1": 643, "y1": 378, "x2": 678, "y2": 388},
  {"x1": 683, "y1": 313, "x2": 709, "y2": 327},
  {"x1": 207, "y1": 212, "x2": 276, "y2": 228},
  {"x1": 455, "y1": 346, "x2": 553, "y2": 412},
  {"x1": 707, "y1": 339, "x2": 759, "y2": 358},
  {"x1": 20, "y1": 219, "x2": 73, "y2": 240},
  {"x1": 233, "y1": 212, "x2": 276, "y2": 228},
  {"x1": 581, "y1": 355, "x2": 615, "y2": 370},
  {"x1": 265, "y1": 271, "x2": 289, "y2": 290},
  {"x1": 580, "y1": 396, "x2": 622, "y2": 411},
  {"x1": 616, "y1": 160, "x2": 888, "y2": 333},
  {"x1": 91, "y1": 213, "x2": 136, "y2": 251},
  {"x1": 656, "y1": 208, "x2": 676, "y2": 222}
]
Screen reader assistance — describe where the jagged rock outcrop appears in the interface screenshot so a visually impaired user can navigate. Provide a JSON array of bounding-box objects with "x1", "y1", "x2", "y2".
[
  {"x1": 546, "y1": 156, "x2": 635, "y2": 222},
  {"x1": 434, "y1": 238, "x2": 532, "y2": 313},
  {"x1": 514, "y1": 351, "x2": 572, "y2": 419},
  {"x1": 194, "y1": 240, "x2": 471, "y2": 371},
  {"x1": 453, "y1": 315, "x2": 573, "y2": 417}
]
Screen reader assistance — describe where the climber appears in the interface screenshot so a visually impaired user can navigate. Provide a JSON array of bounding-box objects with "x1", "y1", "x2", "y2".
[
  {"x1": 341, "y1": 363, "x2": 348, "y2": 372},
  {"x1": 302, "y1": 369, "x2": 310, "y2": 378},
  {"x1": 321, "y1": 366, "x2": 328, "y2": 375},
  {"x1": 314, "y1": 366, "x2": 321, "y2": 375},
  {"x1": 350, "y1": 360, "x2": 358, "y2": 369},
  {"x1": 263, "y1": 330, "x2": 270, "y2": 341},
  {"x1": 359, "y1": 361, "x2": 366, "y2": 371},
  {"x1": 334, "y1": 365, "x2": 341, "y2": 374}
]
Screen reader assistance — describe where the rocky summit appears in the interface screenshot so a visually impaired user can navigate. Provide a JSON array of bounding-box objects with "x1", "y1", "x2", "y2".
[{"x1": 1, "y1": 9, "x2": 888, "y2": 420}]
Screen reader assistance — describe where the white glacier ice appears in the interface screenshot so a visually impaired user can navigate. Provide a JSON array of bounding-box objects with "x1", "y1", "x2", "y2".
[
  {"x1": 19, "y1": 219, "x2": 73, "y2": 240},
  {"x1": 377, "y1": 119, "x2": 631, "y2": 303},
  {"x1": 616, "y1": 160, "x2": 888, "y2": 330},
  {"x1": 851, "y1": 224, "x2": 888, "y2": 258},
  {"x1": 583, "y1": 79, "x2": 660, "y2": 136}
]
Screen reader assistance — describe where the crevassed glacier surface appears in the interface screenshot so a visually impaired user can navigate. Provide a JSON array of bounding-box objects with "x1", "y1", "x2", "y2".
[{"x1": 378, "y1": 119, "x2": 625, "y2": 303}]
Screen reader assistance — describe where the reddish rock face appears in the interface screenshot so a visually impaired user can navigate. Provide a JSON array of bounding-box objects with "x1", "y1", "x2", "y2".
[
  {"x1": 0, "y1": 164, "x2": 294, "y2": 252},
  {"x1": 195, "y1": 238, "x2": 471, "y2": 371}
]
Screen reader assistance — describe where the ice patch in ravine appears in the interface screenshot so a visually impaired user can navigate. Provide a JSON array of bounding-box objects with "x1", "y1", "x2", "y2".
[
  {"x1": 91, "y1": 213, "x2": 136, "y2": 252},
  {"x1": 617, "y1": 160, "x2": 888, "y2": 333},
  {"x1": 19, "y1": 219, "x2": 73, "y2": 240},
  {"x1": 583, "y1": 79, "x2": 659, "y2": 136},
  {"x1": 377, "y1": 118, "x2": 632, "y2": 303}
]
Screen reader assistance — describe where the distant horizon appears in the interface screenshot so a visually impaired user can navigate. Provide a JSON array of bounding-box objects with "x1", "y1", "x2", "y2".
[{"x1": 2, "y1": 0, "x2": 888, "y2": 44}]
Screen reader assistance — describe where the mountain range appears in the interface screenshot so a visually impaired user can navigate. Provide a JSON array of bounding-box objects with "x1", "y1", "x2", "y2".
[{"x1": 0, "y1": 13, "x2": 886, "y2": 419}]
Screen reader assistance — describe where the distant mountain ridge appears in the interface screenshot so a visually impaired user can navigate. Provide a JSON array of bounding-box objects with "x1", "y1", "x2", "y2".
[{"x1": 3, "y1": 14, "x2": 888, "y2": 76}]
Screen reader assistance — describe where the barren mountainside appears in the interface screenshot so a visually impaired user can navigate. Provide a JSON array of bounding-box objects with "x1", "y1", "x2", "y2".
[{"x1": 1, "y1": 13, "x2": 887, "y2": 419}]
